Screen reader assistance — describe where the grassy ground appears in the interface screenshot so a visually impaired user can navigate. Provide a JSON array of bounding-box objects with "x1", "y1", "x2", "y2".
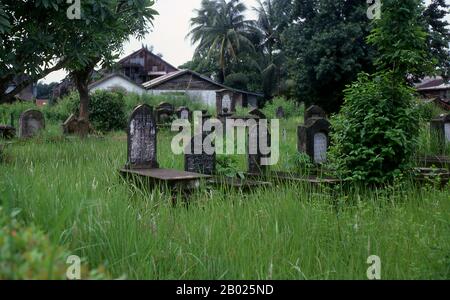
[{"x1": 1, "y1": 116, "x2": 449, "y2": 279}]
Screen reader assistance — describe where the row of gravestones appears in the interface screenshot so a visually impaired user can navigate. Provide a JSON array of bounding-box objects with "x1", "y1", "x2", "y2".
[
  {"x1": 297, "y1": 106, "x2": 450, "y2": 164},
  {"x1": 126, "y1": 104, "x2": 270, "y2": 176},
  {"x1": 155, "y1": 102, "x2": 192, "y2": 124}
]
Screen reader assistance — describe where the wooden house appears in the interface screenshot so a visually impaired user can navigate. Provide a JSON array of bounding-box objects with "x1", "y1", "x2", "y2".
[{"x1": 143, "y1": 69, "x2": 263, "y2": 110}]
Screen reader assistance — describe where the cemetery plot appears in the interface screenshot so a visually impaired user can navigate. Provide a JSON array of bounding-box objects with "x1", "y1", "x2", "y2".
[{"x1": 121, "y1": 104, "x2": 211, "y2": 197}]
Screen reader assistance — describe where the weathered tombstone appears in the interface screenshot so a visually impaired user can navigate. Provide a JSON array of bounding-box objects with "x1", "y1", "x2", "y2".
[
  {"x1": 185, "y1": 133, "x2": 216, "y2": 175},
  {"x1": 176, "y1": 106, "x2": 191, "y2": 120},
  {"x1": 216, "y1": 90, "x2": 236, "y2": 113},
  {"x1": 155, "y1": 102, "x2": 175, "y2": 124},
  {"x1": 430, "y1": 114, "x2": 450, "y2": 153},
  {"x1": 297, "y1": 118, "x2": 331, "y2": 164},
  {"x1": 276, "y1": 106, "x2": 285, "y2": 119},
  {"x1": 304, "y1": 105, "x2": 326, "y2": 123},
  {"x1": 126, "y1": 104, "x2": 159, "y2": 169},
  {"x1": 18, "y1": 109, "x2": 45, "y2": 138}
]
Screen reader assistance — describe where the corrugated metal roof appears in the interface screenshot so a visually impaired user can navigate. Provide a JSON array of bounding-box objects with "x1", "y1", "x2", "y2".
[{"x1": 142, "y1": 69, "x2": 264, "y2": 97}]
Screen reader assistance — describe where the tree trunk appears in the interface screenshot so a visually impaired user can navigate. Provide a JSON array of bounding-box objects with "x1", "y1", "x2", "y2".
[
  {"x1": 77, "y1": 81, "x2": 90, "y2": 121},
  {"x1": 71, "y1": 59, "x2": 98, "y2": 121}
]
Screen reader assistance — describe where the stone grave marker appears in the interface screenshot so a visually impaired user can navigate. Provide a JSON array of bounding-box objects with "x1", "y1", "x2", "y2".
[
  {"x1": 176, "y1": 106, "x2": 191, "y2": 120},
  {"x1": 126, "y1": 104, "x2": 159, "y2": 169},
  {"x1": 276, "y1": 106, "x2": 285, "y2": 119},
  {"x1": 19, "y1": 109, "x2": 45, "y2": 138},
  {"x1": 304, "y1": 105, "x2": 326, "y2": 123},
  {"x1": 185, "y1": 133, "x2": 216, "y2": 175},
  {"x1": 297, "y1": 117, "x2": 331, "y2": 164},
  {"x1": 216, "y1": 90, "x2": 236, "y2": 113}
]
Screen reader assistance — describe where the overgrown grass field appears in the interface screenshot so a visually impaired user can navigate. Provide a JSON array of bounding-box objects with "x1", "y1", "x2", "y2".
[{"x1": 1, "y1": 97, "x2": 449, "y2": 279}]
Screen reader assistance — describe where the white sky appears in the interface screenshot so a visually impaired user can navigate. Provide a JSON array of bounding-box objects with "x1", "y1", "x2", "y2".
[{"x1": 41, "y1": 0, "x2": 449, "y2": 83}]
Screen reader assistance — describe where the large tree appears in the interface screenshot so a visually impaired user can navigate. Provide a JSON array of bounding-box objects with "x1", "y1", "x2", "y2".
[
  {"x1": 0, "y1": 0, "x2": 157, "y2": 123},
  {"x1": 285, "y1": 0, "x2": 375, "y2": 113},
  {"x1": 0, "y1": 1, "x2": 71, "y2": 103},
  {"x1": 254, "y1": 0, "x2": 292, "y2": 98},
  {"x1": 422, "y1": 0, "x2": 450, "y2": 80},
  {"x1": 62, "y1": 0, "x2": 157, "y2": 121}
]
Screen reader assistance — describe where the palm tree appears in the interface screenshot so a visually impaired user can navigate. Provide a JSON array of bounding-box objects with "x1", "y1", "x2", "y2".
[
  {"x1": 188, "y1": 0, "x2": 255, "y2": 83},
  {"x1": 253, "y1": 0, "x2": 291, "y2": 97}
]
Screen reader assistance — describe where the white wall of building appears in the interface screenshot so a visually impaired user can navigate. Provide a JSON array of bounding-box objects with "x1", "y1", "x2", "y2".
[
  {"x1": 148, "y1": 90, "x2": 217, "y2": 107},
  {"x1": 90, "y1": 76, "x2": 146, "y2": 95}
]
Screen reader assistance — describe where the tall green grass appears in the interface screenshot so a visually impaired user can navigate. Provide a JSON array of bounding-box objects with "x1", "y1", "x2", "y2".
[{"x1": 1, "y1": 116, "x2": 449, "y2": 279}]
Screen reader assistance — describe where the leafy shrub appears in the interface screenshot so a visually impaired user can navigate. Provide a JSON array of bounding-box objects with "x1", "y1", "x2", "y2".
[
  {"x1": 64, "y1": 90, "x2": 127, "y2": 133},
  {"x1": 262, "y1": 97, "x2": 303, "y2": 119},
  {"x1": 0, "y1": 207, "x2": 107, "y2": 280},
  {"x1": 329, "y1": 72, "x2": 420, "y2": 184}
]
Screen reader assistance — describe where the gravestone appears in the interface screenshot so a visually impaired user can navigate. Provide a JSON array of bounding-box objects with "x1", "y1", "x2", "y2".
[
  {"x1": 155, "y1": 102, "x2": 175, "y2": 124},
  {"x1": 247, "y1": 121, "x2": 271, "y2": 174},
  {"x1": 304, "y1": 105, "x2": 326, "y2": 123},
  {"x1": 216, "y1": 90, "x2": 236, "y2": 113},
  {"x1": 297, "y1": 117, "x2": 331, "y2": 164},
  {"x1": 176, "y1": 106, "x2": 191, "y2": 120},
  {"x1": 430, "y1": 114, "x2": 450, "y2": 153},
  {"x1": 18, "y1": 109, "x2": 45, "y2": 138},
  {"x1": 276, "y1": 106, "x2": 285, "y2": 119},
  {"x1": 126, "y1": 104, "x2": 159, "y2": 169},
  {"x1": 185, "y1": 133, "x2": 216, "y2": 175}
]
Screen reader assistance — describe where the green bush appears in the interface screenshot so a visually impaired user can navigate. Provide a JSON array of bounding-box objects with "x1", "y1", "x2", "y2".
[
  {"x1": 63, "y1": 90, "x2": 127, "y2": 133},
  {"x1": 0, "y1": 207, "x2": 108, "y2": 280},
  {"x1": 262, "y1": 96, "x2": 303, "y2": 119},
  {"x1": 329, "y1": 72, "x2": 421, "y2": 184}
]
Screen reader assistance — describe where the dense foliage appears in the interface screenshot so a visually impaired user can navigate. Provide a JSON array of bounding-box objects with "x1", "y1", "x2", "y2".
[
  {"x1": 329, "y1": 72, "x2": 421, "y2": 183},
  {"x1": 330, "y1": 0, "x2": 435, "y2": 184},
  {"x1": 0, "y1": 207, "x2": 107, "y2": 280},
  {"x1": 285, "y1": 0, "x2": 375, "y2": 113}
]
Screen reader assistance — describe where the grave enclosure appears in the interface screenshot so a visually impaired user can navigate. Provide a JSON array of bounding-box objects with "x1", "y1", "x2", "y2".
[{"x1": 121, "y1": 104, "x2": 210, "y2": 200}]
